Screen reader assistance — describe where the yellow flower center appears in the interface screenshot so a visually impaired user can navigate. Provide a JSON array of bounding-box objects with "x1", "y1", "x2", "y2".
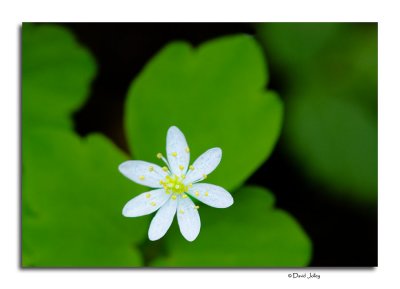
[{"x1": 160, "y1": 174, "x2": 188, "y2": 195}]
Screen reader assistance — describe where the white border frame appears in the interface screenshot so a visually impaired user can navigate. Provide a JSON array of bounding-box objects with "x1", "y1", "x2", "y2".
[{"x1": 1, "y1": 0, "x2": 399, "y2": 288}]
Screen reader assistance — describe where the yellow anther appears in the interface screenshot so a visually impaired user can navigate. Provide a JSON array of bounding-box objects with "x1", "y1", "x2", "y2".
[
  {"x1": 182, "y1": 194, "x2": 188, "y2": 198},
  {"x1": 202, "y1": 174, "x2": 208, "y2": 179},
  {"x1": 205, "y1": 192, "x2": 209, "y2": 197},
  {"x1": 185, "y1": 147, "x2": 190, "y2": 153},
  {"x1": 148, "y1": 166, "x2": 154, "y2": 172},
  {"x1": 172, "y1": 195, "x2": 177, "y2": 200},
  {"x1": 172, "y1": 152, "x2": 177, "y2": 157},
  {"x1": 159, "y1": 180, "x2": 164, "y2": 185},
  {"x1": 189, "y1": 165, "x2": 195, "y2": 171},
  {"x1": 195, "y1": 191, "x2": 199, "y2": 196},
  {"x1": 161, "y1": 173, "x2": 188, "y2": 195},
  {"x1": 146, "y1": 193, "x2": 151, "y2": 198},
  {"x1": 181, "y1": 174, "x2": 186, "y2": 179},
  {"x1": 162, "y1": 166, "x2": 169, "y2": 172},
  {"x1": 194, "y1": 205, "x2": 200, "y2": 210},
  {"x1": 139, "y1": 175, "x2": 145, "y2": 180},
  {"x1": 179, "y1": 165, "x2": 184, "y2": 171},
  {"x1": 188, "y1": 183, "x2": 193, "y2": 188},
  {"x1": 179, "y1": 209, "x2": 184, "y2": 214},
  {"x1": 150, "y1": 202, "x2": 156, "y2": 206},
  {"x1": 157, "y1": 153, "x2": 163, "y2": 159}
]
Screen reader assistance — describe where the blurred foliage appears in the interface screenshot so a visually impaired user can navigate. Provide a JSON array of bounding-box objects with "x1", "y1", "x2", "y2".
[
  {"x1": 22, "y1": 24, "x2": 312, "y2": 267},
  {"x1": 22, "y1": 24, "x2": 147, "y2": 266},
  {"x1": 125, "y1": 35, "x2": 283, "y2": 192},
  {"x1": 256, "y1": 23, "x2": 377, "y2": 205},
  {"x1": 152, "y1": 186, "x2": 312, "y2": 267},
  {"x1": 22, "y1": 24, "x2": 95, "y2": 131}
]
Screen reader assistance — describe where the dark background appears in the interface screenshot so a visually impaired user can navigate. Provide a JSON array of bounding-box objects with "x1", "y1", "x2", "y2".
[{"x1": 62, "y1": 23, "x2": 377, "y2": 267}]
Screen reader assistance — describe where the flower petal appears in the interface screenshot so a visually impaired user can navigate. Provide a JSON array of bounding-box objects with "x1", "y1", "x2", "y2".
[
  {"x1": 122, "y1": 189, "x2": 169, "y2": 217},
  {"x1": 166, "y1": 126, "x2": 190, "y2": 176},
  {"x1": 184, "y1": 148, "x2": 222, "y2": 184},
  {"x1": 177, "y1": 196, "x2": 201, "y2": 241},
  {"x1": 188, "y1": 183, "x2": 234, "y2": 208},
  {"x1": 148, "y1": 198, "x2": 177, "y2": 241},
  {"x1": 119, "y1": 160, "x2": 167, "y2": 188}
]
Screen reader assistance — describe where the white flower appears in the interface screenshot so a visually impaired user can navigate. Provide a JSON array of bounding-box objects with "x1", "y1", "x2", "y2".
[{"x1": 119, "y1": 126, "x2": 234, "y2": 242}]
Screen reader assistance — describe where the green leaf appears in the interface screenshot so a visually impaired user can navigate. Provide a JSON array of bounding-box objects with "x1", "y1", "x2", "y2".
[
  {"x1": 22, "y1": 24, "x2": 148, "y2": 266},
  {"x1": 256, "y1": 23, "x2": 377, "y2": 204},
  {"x1": 22, "y1": 23, "x2": 96, "y2": 131},
  {"x1": 125, "y1": 35, "x2": 283, "y2": 192},
  {"x1": 23, "y1": 130, "x2": 148, "y2": 267},
  {"x1": 151, "y1": 186, "x2": 312, "y2": 267}
]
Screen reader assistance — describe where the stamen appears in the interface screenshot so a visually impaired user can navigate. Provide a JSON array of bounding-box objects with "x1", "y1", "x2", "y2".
[
  {"x1": 179, "y1": 209, "x2": 184, "y2": 214},
  {"x1": 188, "y1": 183, "x2": 193, "y2": 188},
  {"x1": 181, "y1": 174, "x2": 186, "y2": 179},
  {"x1": 158, "y1": 153, "x2": 171, "y2": 169},
  {"x1": 161, "y1": 172, "x2": 188, "y2": 195},
  {"x1": 194, "y1": 205, "x2": 200, "y2": 210},
  {"x1": 195, "y1": 191, "x2": 199, "y2": 196},
  {"x1": 148, "y1": 166, "x2": 154, "y2": 172},
  {"x1": 182, "y1": 194, "x2": 188, "y2": 198},
  {"x1": 179, "y1": 165, "x2": 184, "y2": 171},
  {"x1": 139, "y1": 175, "x2": 145, "y2": 180},
  {"x1": 185, "y1": 147, "x2": 190, "y2": 153},
  {"x1": 172, "y1": 195, "x2": 177, "y2": 200},
  {"x1": 205, "y1": 192, "x2": 209, "y2": 197},
  {"x1": 189, "y1": 165, "x2": 195, "y2": 171},
  {"x1": 172, "y1": 152, "x2": 178, "y2": 157},
  {"x1": 162, "y1": 166, "x2": 169, "y2": 172},
  {"x1": 146, "y1": 193, "x2": 151, "y2": 198},
  {"x1": 150, "y1": 202, "x2": 156, "y2": 206},
  {"x1": 202, "y1": 174, "x2": 207, "y2": 179}
]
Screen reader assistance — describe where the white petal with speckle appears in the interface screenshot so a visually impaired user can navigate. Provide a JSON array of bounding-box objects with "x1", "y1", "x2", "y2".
[
  {"x1": 148, "y1": 198, "x2": 178, "y2": 241},
  {"x1": 188, "y1": 183, "x2": 233, "y2": 208},
  {"x1": 177, "y1": 196, "x2": 201, "y2": 241},
  {"x1": 166, "y1": 126, "x2": 190, "y2": 176},
  {"x1": 184, "y1": 148, "x2": 222, "y2": 184},
  {"x1": 119, "y1": 160, "x2": 167, "y2": 188},
  {"x1": 122, "y1": 189, "x2": 169, "y2": 217}
]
